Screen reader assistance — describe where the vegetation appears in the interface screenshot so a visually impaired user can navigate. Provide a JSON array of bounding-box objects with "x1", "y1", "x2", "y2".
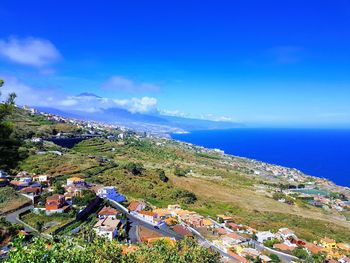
[
  {"x1": 21, "y1": 212, "x2": 74, "y2": 234},
  {"x1": 72, "y1": 189, "x2": 97, "y2": 207},
  {"x1": 0, "y1": 187, "x2": 30, "y2": 215},
  {"x1": 0, "y1": 79, "x2": 26, "y2": 170},
  {"x1": 6, "y1": 236, "x2": 221, "y2": 263}
]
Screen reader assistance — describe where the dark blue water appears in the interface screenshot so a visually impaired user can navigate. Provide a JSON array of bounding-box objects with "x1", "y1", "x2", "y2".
[{"x1": 172, "y1": 129, "x2": 350, "y2": 187}]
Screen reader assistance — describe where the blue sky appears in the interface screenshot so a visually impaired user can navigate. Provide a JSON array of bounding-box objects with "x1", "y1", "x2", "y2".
[{"x1": 0, "y1": 1, "x2": 350, "y2": 127}]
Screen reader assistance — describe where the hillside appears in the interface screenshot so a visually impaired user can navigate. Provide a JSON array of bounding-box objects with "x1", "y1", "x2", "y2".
[{"x1": 6, "y1": 107, "x2": 350, "y2": 244}]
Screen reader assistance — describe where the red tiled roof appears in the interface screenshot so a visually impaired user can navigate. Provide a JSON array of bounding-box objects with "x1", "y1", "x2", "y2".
[
  {"x1": 98, "y1": 206, "x2": 119, "y2": 216},
  {"x1": 20, "y1": 186, "x2": 41, "y2": 194},
  {"x1": 227, "y1": 250, "x2": 249, "y2": 263},
  {"x1": 273, "y1": 243, "x2": 295, "y2": 252},
  {"x1": 172, "y1": 225, "x2": 193, "y2": 237}
]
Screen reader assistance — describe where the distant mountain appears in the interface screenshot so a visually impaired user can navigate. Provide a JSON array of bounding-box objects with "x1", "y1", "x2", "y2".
[
  {"x1": 76, "y1": 92, "x2": 102, "y2": 98},
  {"x1": 35, "y1": 106, "x2": 241, "y2": 133}
]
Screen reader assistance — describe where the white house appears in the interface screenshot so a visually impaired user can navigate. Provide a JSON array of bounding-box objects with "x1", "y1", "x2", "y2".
[
  {"x1": 256, "y1": 231, "x2": 275, "y2": 243},
  {"x1": 93, "y1": 217, "x2": 121, "y2": 241},
  {"x1": 97, "y1": 186, "x2": 126, "y2": 202},
  {"x1": 276, "y1": 228, "x2": 296, "y2": 240},
  {"x1": 138, "y1": 210, "x2": 156, "y2": 223}
]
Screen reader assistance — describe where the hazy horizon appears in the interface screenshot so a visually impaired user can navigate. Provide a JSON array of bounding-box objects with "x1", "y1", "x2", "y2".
[{"x1": 1, "y1": 1, "x2": 350, "y2": 128}]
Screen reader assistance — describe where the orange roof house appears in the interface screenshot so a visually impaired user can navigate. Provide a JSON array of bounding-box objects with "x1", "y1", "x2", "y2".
[
  {"x1": 273, "y1": 243, "x2": 296, "y2": 252},
  {"x1": 45, "y1": 194, "x2": 67, "y2": 213},
  {"x1": 172, "y1": 224, "x2": 193, "y2": 237},
  {"x1": 98, "y1": 206, "x2": 119, "y2": 219},
  {"x1": 128, "y1": 200, "x2": 146, "y2": 212}
]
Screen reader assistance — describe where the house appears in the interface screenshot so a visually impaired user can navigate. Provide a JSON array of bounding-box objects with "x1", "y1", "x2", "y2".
[
  {"x1": 226, "y1": 222, "x2": 242, "y2": 231},
  {"x1": 33, "y1": 174, "x2": 50, "y2": 184},
  {"x1": 128, "y1": 200, "x2": 146, "y2": 212},
  {"x1": 19, "y1": 177, "x2": 32, "y2": 184},
  {"x1": 20, "y1": 186, "x2": 41, "y2": 196},
  {"x1": 93, "y1": 217, "x2": 121, "y2": 241},
  {"x1": 10, "y1": 180, "x2": 29, "y2": 189},
  {"x1": 66, "y1": 177, "x2": 85, "y2": 186},
  {"x1": 227, "y1": 250, "x2": 249, "y2": 263},
  {"x1": 273, "y1": 243, "x2": 296, "y2": 252},
  {"x1": 260, "y1": 255, "x2": 272, "y2": 262},
  {"x1": 138, "y1": 210, "x2": 156, "y2": 223},
  {"x1": 337, "y1": 243, "x2": 350, "y2": 252},
  {"x1": 153, "y1": 208, "x2": 172, "y2": 219},
  {"x1": 241, "y1": 247, "x2": 261, "y2": 258},
  {"x1": 98, "y1": 206, "x2": 119, "y2": 219},
  {"x1": 256, "y1": 231, "x2": 275, "y2": 243},
  {"x1": 221, "y1": 232, "x2": 245, "y2": 247},
  {"x1": 172, "y1": 224, "x2": 193, "y2": 237},
  {"x1": 0, "y1": 171, "x2": 9, "y2": 187},
  {"x1": 276, "y1": 228, "x2": 296, "y2": 240},
  {"x1": 217, "y1": 215, "x2": 234, "y2": 223},
  {"x1": 16, "y1": 171, "x2": 30, "y2": 178},
  {"x1": 97, "y1": 186, "x2": 126, "y2": 202},
  {"x1": 202, "y1": 219, "x2": 215, "y2": 229},
  {"x1": 320, "y1": 237, "x2": 337, "y2": 250},
  {"x1": 45, "y1": 194, "x2": 68, "y2": 215},
  {"x1": 303, "y1": 242, "x2": 323, "y2": 255}
]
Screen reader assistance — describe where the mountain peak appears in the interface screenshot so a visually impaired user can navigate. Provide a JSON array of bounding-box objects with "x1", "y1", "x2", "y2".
[{"x1": 76, "y1": 92, "x2": 102, "y2": 98}]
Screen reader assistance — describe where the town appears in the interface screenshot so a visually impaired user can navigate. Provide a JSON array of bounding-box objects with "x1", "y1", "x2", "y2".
[{"x1": 0, "y1": 106, "x2": 350, "y2": 263}]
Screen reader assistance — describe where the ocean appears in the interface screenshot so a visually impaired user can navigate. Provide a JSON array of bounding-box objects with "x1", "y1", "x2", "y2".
[{"x1": 171, "y1": 129, "x2": 350, "y2": 187}]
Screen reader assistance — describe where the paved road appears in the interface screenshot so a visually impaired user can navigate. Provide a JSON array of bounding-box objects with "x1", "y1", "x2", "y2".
[
  {"x1": 4, "y1": 205, "x2": 52, "y2": 239},
  {"x1": 5, "y1": 205, "x2": 37, "y2": 233},
  {"x1": 108, "y1": 199, "x2": 183, "y2": 240},
  {"x1": 250, "y1": 240, "x2": 298, "y2": 263}
]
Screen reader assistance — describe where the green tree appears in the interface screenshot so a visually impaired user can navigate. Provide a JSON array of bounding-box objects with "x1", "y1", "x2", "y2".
[
  {"x1": 269, "y1": 253, "x2": 281, "y2": 263},
  {"x1": 158, "y1": 169, "x2": 169, "y2": 183},
  {"x1": 35, "y1": 221, "x2": 44, "y2": 232},
  {"x1": 0, "y1": 79, "x2": 24, "y2": 170},
  {"x1": 292, "y1": 247, "x2": 310, "y2": 260}
]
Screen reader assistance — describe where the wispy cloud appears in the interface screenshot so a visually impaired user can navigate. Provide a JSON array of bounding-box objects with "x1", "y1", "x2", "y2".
[
  {"x1": 102, "y1": 75, "x2": 160, "y2": 93},
  {"x1": 0, "y1": 36, "x2": 61, "y2": 67}
]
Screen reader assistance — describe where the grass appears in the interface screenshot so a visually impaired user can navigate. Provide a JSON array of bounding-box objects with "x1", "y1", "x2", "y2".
[
  {"x1": 0, "y1": 187, "x2": 30, "y2": 215},
  {"x1": 21, "y1": 211, "x2": 74, "y2": 234}
]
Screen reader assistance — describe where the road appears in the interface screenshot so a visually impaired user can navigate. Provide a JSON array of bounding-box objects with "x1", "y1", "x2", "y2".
[
  {"x1": 107, "y1": 199, "x2": 183, "y2": 240},
  {"x1": 5, "y1": 205, "x2": 37, "y2": 233},
  {"x1": 250, "y1": 240, "x2": 299, "y2": 263},
  {"x1": 4, "y1": 205, "x2": 52, "y2": 239}
]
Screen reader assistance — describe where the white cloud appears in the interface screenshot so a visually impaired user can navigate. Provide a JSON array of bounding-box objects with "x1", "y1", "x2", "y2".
[
  {"x1": 160, "y1": 109, "x2": 189, "y2": 118},
  {"x1": 102, "y1": 75, "x2": 160, "y2": 92},
  {"x1": 0, "y1": 36, "x2": 61, "y2": 67},
  {"x1": 0, "y1": 76, "x2": 157, "y2": 114}
]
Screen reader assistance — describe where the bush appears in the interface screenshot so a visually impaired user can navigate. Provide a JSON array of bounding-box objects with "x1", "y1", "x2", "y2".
[
  {"x1": 172, "y1": 189, "x2": 197, "y2": 204},
  {"x1": 174, "y1": 166, "x2": 188, "y2": 177},
  {"x1": 158, "y1": 170, "x2": 168, "y2": 183},
  {"x1": 125, "y1": 162, "x2": 144, "y2": 176}
]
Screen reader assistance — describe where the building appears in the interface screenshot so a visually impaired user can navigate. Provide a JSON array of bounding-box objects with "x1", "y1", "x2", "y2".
[
  {"x1": 98, "y1": 206, "x2": 119, "y2": 219},
  {"x1": 10, "y1": 180, "x2": 29, "y2": 189},
  {"x1": 97, "y1": 186, "x2": 126, "y2": 202},
  {"x1": 128, "y1": 200, "x2": 146, "y2": 212},
  {"x1": 138, "y1": 210, "x2": 156, "y2": 223},
  {"x1": 93, "y1": 217, "x2": 121, "y2": 241},
  {"x1": 256, "y1": 231, "x2": 275, "y2": 243},
  {"x1": 172, "y1": 224, "x2": 193, "y2": 237},
  {"x1": 66, "y1": 177, "x2": 85, "y2": 186},
  {"x1": 45, "y1": 194, "x2": 68, "y2": 215},
  {"x1": 276, "y1": 228, "x2": 297, "y2": 240},
  {"x1": 320, "y1": 237, "x2": 337, "y2": 250}
]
